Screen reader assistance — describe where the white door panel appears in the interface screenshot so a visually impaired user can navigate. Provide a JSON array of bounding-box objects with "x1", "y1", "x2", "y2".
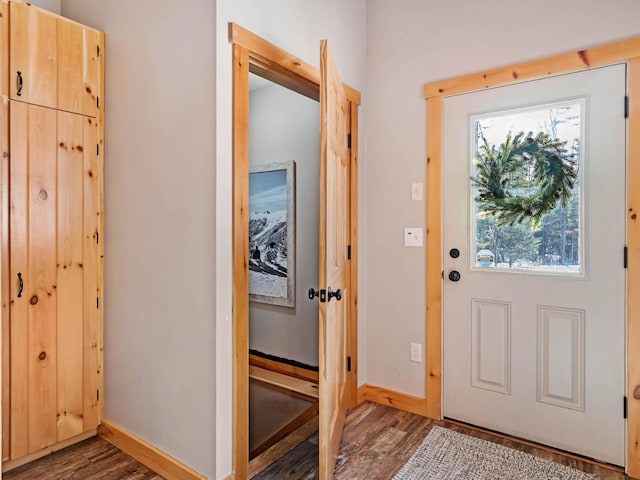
[{"x1": 443, "y1": 64, "x2": 626, "y2": 465}]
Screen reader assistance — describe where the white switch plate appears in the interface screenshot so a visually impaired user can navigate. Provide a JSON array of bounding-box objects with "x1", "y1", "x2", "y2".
[
  {"x1": 411, "y1": 182, "x2": 423, "y2": 201},
  {"x1": 404, "y1": 227, "x2": 423, "y2": 247},
  {"x1": 410, "y1": 342, "x2": 422, "y2": 362}
]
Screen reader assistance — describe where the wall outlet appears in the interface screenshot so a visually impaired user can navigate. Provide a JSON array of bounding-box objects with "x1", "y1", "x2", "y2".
[{"x1": 410, "y1": 342, "x2": 422, "y2": 362}]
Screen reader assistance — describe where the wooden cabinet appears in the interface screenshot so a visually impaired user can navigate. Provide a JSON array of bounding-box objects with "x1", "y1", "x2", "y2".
[
  {"x1": 1, "y1": 1, "x2": 104, "y2": 466},
  {"x1": 9, "y1": 1, "x2": 100, "y2": 116}
]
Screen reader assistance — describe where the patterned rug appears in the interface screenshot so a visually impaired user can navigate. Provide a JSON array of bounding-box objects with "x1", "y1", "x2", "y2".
[{"x1": 393, "y1": 426, "x2": 599, "y2": 480}]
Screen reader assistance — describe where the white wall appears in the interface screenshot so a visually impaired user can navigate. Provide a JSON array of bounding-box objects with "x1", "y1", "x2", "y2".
[
  {"x1": 28, "y1": 0, "x2": 60, "y2": 14},
  {"x1": 59, "y1": 1, "x2": 216, "y2": 478},
  {"x1": 216, "y1": 1, "x2": 367, "y2": 477},
  {"x1": 249, "y1": 81, "x2": 320, "y2": 367},
  {"x1": 365, "y1": 0, "x2": 640, "y2": 398}
]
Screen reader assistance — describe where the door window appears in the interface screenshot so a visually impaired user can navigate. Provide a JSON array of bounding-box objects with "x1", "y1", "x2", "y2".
[{"x1": 470, "y1": 100, "x2": 584, "y2": 275}]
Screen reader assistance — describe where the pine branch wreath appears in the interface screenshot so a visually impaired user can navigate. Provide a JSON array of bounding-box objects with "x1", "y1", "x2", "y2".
[{"x1": 471, "y1": 131, "x2": 577, "y2": 226}]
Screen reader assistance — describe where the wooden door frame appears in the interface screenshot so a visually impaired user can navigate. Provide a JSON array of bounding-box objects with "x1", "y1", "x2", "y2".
[
  {"x1": 424, "y1": 37, "x2": 640, "y2": 476},
  {"x1": 229, "y1": 23, "x2": 360, "y2": 480}
]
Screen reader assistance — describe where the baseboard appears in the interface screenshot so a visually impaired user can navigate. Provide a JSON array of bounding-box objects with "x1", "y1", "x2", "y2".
[
  {"x1": 357, "y1": 384, "x2": 367, "y2": 404},
  {"x1": 359, "y1": 384, "x2": 427, "y2": 417},
  {"x1": 98, "y1": 420, "x2": 206, "y2": 480}
]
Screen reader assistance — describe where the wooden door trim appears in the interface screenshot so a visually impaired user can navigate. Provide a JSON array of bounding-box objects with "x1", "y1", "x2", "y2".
[
  {"x1": 230, "y1": 24, "x2": 360, "y2": 480},
  {"x1": 229, "y1": 23, "x2": 361, "y2": 106},
  {"x1": 424, "y1": 37, "x2": 640, "y2": 476}
]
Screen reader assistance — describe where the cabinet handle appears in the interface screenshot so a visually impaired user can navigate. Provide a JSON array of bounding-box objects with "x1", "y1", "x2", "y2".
[
  {"x1": 16, "y1": 71, "x2": 23, "y2": 96},
  {"x1": 17, "y1": 273, "x2": 23, "y2": 298}
]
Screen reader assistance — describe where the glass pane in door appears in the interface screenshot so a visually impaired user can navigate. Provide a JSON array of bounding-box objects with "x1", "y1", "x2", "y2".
[{"x1": 470, "y1": 100, "x2": 584, "y2": 275}]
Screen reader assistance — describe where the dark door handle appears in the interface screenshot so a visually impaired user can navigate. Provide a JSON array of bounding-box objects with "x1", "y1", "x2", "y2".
[
  {"x1": 328, "y1": 287, "x2": 342, "y2": 302},
  {"x1": 16, "y1": 71, "x2": 23, "y2": 96},
  {"x1": 448, "y1": 270, "x2": 461, "y2": 282},
  {"x1": 17, "y1": 272, "x2": 23, "y2": 297},
  {"x1": 309, "y1": 288, "x2": 326, "y2": 302}
]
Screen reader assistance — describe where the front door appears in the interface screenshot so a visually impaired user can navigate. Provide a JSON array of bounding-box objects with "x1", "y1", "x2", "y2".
[
  {"x1": 318, "y1": 40, "x2": 350, "y2": 479},
  {"x1": 443, "y1": 64, "x2": 626, "y2": 465}
]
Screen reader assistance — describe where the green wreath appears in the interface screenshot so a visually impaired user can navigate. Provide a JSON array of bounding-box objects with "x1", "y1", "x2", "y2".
[{"x1": 471, "y1": 131, "x2": 577, "y2": 226}]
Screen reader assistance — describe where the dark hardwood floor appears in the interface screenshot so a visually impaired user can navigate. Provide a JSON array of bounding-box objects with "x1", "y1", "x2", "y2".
[
  {"x1": 2, "y1": 401, "x2": 630, "y2": 479},
  {"x1": 3, "y1": 436, "x2": 164, "y2": 480}
]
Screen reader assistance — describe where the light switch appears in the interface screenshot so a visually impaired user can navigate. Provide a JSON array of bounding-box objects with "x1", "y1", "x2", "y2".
[
  {"x1": 404, "y1": 227, "x2": 423, "y2": 247},
  {"x1": 411, "y1": 182, "x2": 423, "y2": 201}
]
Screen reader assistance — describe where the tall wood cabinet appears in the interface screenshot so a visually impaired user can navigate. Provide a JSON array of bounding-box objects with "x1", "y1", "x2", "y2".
[{"x1": 0, "y1": 0, "x2": 104, "y2": 467}]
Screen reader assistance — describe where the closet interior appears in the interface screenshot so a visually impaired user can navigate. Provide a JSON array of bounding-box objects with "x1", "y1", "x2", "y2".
[{"x1": 247, "y1": 72, "x2": 321, "y2": 473}]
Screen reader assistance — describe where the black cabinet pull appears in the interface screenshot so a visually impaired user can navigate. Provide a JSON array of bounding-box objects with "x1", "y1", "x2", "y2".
[
  {"x1": 308, "y1": 288, "x2": 319, "y2": 300},
  {"x1": 17, "y1": 272, "x2": 23, "y2": 298},
  {"x1": 17, "y1": 71, "x2": 23, "y2": 96}
]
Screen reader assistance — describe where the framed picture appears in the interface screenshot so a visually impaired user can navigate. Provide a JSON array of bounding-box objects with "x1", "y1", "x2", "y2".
[{"x1": 249, "y1": 161, "x2": 296, "y2": 307}]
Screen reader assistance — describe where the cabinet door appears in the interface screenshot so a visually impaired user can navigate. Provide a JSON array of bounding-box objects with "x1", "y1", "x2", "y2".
[
  {"x1": 58, "y1": 19, "x2": 101, "y2": 116},
  {"x1": 9, "y1": 1, "x2": 58, "y2": 110},
  {"x1": 9, "y1": 102, "x2": 100, "y2": 459},
  {"x1": 10, "y1": 101, "x2": 58, "y2": 458},
  {"x1": 1, "y1": 98, "x2": 9, "y2": 462},
  {"x1": 1, "y1": 1, "x2": 8, "y2": 98},
  {"x1": 10, "y1": 1, "x2": 101, "y2": 116}
]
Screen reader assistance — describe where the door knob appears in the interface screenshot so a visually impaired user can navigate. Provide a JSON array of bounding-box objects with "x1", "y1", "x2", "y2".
[
  {"x1": 448, "y1": 270, "x2": 461, "y2": 282},
  {"x1": 328, "y1": 287, "x2": 342, "y2": 302},
  {"x1": 308, "y1": 288, "x2": 326, "y2": 302}
]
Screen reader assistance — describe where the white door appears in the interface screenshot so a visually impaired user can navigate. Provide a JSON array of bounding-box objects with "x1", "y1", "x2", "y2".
[{"x1": 443, "y1": 64, "x2": 626, "y2": 465}]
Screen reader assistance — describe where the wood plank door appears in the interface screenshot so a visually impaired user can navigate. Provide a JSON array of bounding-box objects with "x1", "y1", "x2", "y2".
[
  {"x1": 9, "y1": 101, "x2": 100, "y2": 459},
  {"x1": 9, "y1": 1, "x2": 100, "y2": 116},
  {"x1": 442, "y1": 65, "x2": 626, "y2": 465},
  {"x1": 318, "y1": 40, "x2": 350, "y2": 480},
  {"x1": 9, "y1": 1, "x2": 58, "y2": 110}
]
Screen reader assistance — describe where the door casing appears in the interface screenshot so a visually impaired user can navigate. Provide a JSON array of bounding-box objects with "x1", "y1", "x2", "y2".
[
  {"x1": 229, "y1": 23, "x2": 361, "y2": 480},
  {"x1": 424, "y1": 38, "x2": 640, "y2": 476}
]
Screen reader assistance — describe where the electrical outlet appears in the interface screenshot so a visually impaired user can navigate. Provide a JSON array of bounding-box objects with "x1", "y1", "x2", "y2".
[{"x1": 410, "y1": 342, "x2": 422, "y2": 362}]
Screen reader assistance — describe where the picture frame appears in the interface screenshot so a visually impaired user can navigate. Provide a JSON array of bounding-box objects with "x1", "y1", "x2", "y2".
[{"x1": 248, "y1": 161, "x2": 296, "y2": 307}]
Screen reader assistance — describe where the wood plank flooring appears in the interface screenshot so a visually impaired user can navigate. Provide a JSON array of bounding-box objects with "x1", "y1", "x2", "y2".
[
  {"x1": 1, "y1": 401, "x2": 630, "y2": 479},
  {"x1": 3, "y1": 436, "x2": 164, "y2": 480},
  {"x1": 254, "y1": 401, "x2": 630, "y2": 479}
]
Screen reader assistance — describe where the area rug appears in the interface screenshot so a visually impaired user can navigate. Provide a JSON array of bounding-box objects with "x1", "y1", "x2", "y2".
[{"x1": 393, "y1": 426, "x2": 599, "y2": 480}]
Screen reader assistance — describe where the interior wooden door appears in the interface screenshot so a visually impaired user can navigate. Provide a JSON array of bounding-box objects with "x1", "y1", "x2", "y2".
[
  {"x1": 318, "y1": 40, "x2": 350, "y2": 480},
  {"x1": 9, "y1": 101, "x2": 100, "y2": 459},
  {"x1": 9, "y1": 1, "x2": 100, "y2": 116}
]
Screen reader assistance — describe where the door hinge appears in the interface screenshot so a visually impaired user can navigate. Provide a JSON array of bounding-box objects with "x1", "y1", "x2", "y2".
[
  {"x1": 624, "y1": 396, "x2": 628, "y2": 419},
  {"x1": 347, "y1": 356, "x2": 352, "y2": 372},
  {"x1": 625, "y1": 96, "x2": 629, "y2": 119},
  {"x1": 319, "y1": 289, "x2": 327, "y2": 303},
  {"x1": 347, "y1": 245, "x2": 352, "y2": 260},
  {"x1": 624, "y1": 246, "x2": 628, "y2": 269},
  {"x1": 347, "y1": 133, "x2": 352, "y2": 149}
]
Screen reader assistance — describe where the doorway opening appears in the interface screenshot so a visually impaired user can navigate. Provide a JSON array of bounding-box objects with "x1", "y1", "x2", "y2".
[{"x1": 230, "y1": 24, "x2": 361, "y2": 480}]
